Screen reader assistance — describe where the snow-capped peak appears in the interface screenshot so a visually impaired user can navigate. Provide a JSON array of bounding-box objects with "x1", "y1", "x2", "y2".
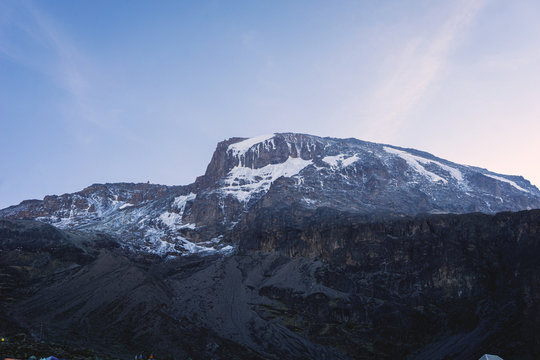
[
  {"x1": 227, "y1": 134, "x2": 275, "y2": 157},
  {"x1": 2, "y1": 132, "x2": 540, "y2": 259}
]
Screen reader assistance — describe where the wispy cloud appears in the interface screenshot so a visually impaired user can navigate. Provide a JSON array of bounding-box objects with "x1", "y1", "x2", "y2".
[
  {"x1": 24, "y1": 2, "x2": 102, "y2": 129},
  {"x1": 0, "y1": 1, "x2": 143, "y2": 145},
  {"x1": 364, "y1": 0, "x2": 487, "y2": 141}
]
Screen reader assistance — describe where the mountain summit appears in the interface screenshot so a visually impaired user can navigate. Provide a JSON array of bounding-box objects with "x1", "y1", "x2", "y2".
[
  {"x1": 2, "y1": 133, "x2": 540, "y2": 359},
  {"x1": 2, "y1": 133, "x2": 540, "y2": 255}
]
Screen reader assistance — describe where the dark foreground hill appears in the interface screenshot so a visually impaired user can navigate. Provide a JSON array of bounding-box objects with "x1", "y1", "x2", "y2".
[{"x1": 1, "y1": 209, "x2": 540, "y2": 359}]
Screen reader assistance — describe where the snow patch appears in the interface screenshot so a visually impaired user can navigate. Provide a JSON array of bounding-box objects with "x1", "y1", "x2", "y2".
[
  {"x1": 159, "y1": 211, "x2": 183, "y2": 227},
  {"x1": 160, "y1": 193, "x2": 197, "y2": 229},
  {"x1": 142, "y1": 227, "x2": 232, "y2": 256},
  {"x1": 142, "y1": 227, "x2": 176, "y2": 256},
  {"x1": 342, "y1": 154, "x2": 360, "y2": 167},
  {"x1": 176, "y1": 236, "x2": 234, "y2": 255},
  {"x1": 119, "y1": 203, "x2": 133, "y2": 209},
  {"x1": 483, "y1": 173, "x2": 530, "y2": 193},
  {"x1": 322, "y1": 154, "x2": 345, "y2": 167},
  {"x1": 323, "y1": 154, "x2": 360, "y2": 168},
  {"x1": 219, "y1": 245, "x2": 235, "y2": 254},
  {"x1": 173, "y1": 193, "x2": 196, "y2": 210},
  {"x1": 302, "y1": 198, "x2": 317, "y2": 206},
  {"x1": 227, "y1": 134, "x2": 275, "y2": 157},
  {"x1": 384, "y1": 147, "x2": 463, "y2": 184},
  {"x1": 221, "y1": 156, "x2": 312, "y2": 202}
]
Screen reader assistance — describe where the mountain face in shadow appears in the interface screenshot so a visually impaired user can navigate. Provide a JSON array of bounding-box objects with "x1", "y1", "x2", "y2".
[{"x1": 1, "y1": 209, "x2": 539, "y2": 359}]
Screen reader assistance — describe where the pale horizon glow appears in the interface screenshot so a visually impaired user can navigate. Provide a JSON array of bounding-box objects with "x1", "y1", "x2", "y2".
[{"x1": 1, "y1": 0, "x2": 540, "y2": 208}]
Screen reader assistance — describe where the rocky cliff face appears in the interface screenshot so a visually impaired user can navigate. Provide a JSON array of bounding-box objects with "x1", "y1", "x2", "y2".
[
  {"x1": 1, "y1": 210, "x2": 539, "y2": 359},
  {"x1": 1, "y1": 133, "x2": 540, "y2": 256}
]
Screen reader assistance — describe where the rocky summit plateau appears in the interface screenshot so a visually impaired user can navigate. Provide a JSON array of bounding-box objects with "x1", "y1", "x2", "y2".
[
  {"x1": 1, "y1": 133, "x2": 539, "y2": 256},
  {"x1": 1, "y1": 133, "x2": 540, "y2": 359}
]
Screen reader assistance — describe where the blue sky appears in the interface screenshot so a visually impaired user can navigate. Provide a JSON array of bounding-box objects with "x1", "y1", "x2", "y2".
[{"x1": 1, "y1": 0, "x2": 540, "y2": 208}]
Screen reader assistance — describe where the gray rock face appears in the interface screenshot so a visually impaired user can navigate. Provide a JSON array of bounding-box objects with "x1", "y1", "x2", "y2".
[
  {"x1": 1, "y1": 133, "x2": 540, "y2": 255},
  {"x1": 2, "y1": 210, "x2": 539, "y2": 359}
]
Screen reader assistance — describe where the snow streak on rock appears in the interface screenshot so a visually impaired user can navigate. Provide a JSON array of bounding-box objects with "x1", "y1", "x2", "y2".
[
  {"x1": 384, "y1": 146, "x2": 464, "y2": 184},
  {"x1": 221, "y1": 157, "x2": 312, "y2": 202},
  {"x1": 483, "y1": 173, "x2": 530, "y2": 193},
  {"x1": 227, "y1": 134, "x2": 275, "y2": 157},
  {"x1": 323, "y1": 154, "x2": 360, "y2": 168}
]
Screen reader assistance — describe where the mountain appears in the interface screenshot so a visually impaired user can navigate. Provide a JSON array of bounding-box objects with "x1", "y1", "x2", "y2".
[
  {"x1": 1, "y1": 133, "x2": 539, "y2": 256},
  {"x1": 2, "y1": 133, "x2": 540, "y2": 359},
  {"x1": 1, "y1": 210, "x2": 539, "y2": 359}
]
